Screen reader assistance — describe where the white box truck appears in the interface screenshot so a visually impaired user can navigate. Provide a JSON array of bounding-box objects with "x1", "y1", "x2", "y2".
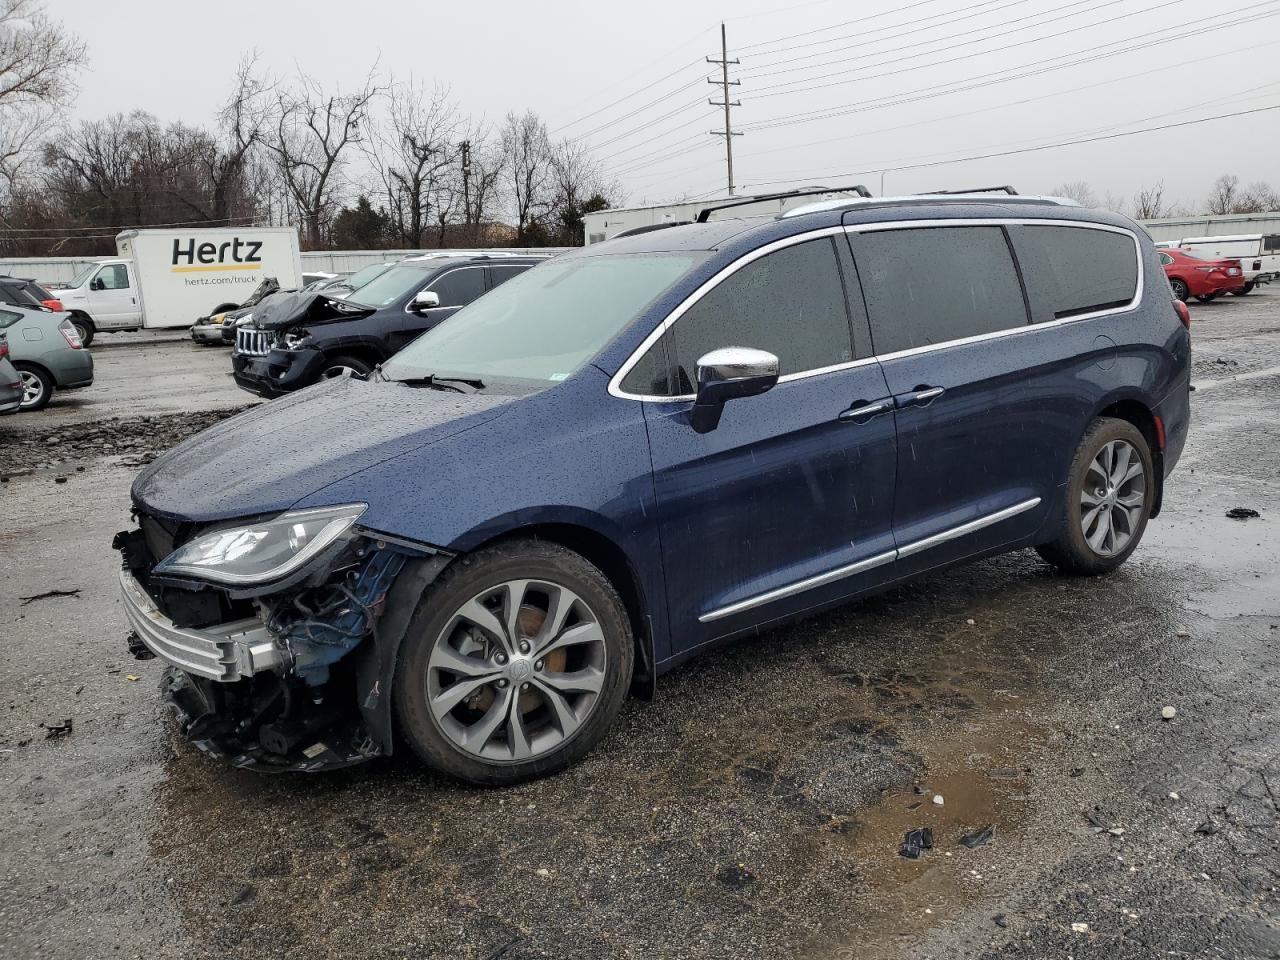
[{"x1": 46, "y1": 227, "x2": 303, "y2": 345}]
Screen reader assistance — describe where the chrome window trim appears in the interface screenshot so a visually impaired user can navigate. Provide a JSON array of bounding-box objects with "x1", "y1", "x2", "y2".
[
  {"x1": 698, "y1": 497, "x2": 1041, "y2": 623},
  {"x1": 403, "y1": 265, "x2": 487, "y2": 315},
  {"x1": 608, "y1": 218, "x2": 1144, "y2": 402}
]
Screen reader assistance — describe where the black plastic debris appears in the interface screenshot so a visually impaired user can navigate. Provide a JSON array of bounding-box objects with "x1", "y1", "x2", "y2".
[
  {"x1": 1194, "y1": 820, "x2": 1220, "y2": 836},
  {"x1": 42, "y1": 719, "x2": 73, "y2": 739},
  {"x1": 960, "y1": 825, "x2": 995, "y2": 849},
  {"x1": 19, "y1": 588, "x2": 81, "y2": 605},
  {"x1": 993, "y1": 914, "x2": 1009, "y2": 929},
  {"x1": 1225, "y1": 508, "x2": 1260, "y2": 520},
  {"x1": 900, "y1": 827, "x2": 934, "y2": 859}
]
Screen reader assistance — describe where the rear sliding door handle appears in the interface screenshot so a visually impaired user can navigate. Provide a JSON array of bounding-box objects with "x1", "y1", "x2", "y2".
[
  {"x1": 839, "y1": 398, "x2": 895, "y2": 423},
  {"x1": 895, "y1": 385, "x2": 945, "y2": 408}
]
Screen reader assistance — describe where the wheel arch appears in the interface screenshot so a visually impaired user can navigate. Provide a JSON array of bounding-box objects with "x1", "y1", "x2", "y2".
[
  {"x1": 1093, "y1": 395, "x2": 1164, "y2": 517},
  {"x1": 360, "y1": 519, "x2": 658, "y2": 757}
]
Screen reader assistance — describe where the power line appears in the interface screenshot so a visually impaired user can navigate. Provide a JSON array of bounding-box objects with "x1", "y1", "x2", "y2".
[
  {"x1": 551, "y1": 56, "x2": 706, "y2": 134},
  {"x1": 737, "y1": 104, "x2": 1280, "y2": 190},
  {"x1": 747, "y1": 0, "x2": 1274, "y2": 100},
  {"x1": 739, "y1": 0, "x2": 1108, "y2": 80},
  {"x1": 741, "y1": 0, "x2": 1038, "y2": 70},
  {"x1": 742, "y1": 6, "x2": 1280, "y2": 131},
  {"x1": 735, "y1": 0, "x2": 955, "y2": 52},
  {"x1": 0, "y1": 215, "x2": 260, "y2": 234}
]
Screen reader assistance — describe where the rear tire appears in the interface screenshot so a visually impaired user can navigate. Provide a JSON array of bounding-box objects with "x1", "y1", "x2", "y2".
[
  {"x1": 1036, "y1": 417, "x2": 1154, "y2": 576},
  {"x1": 320, "y1": 354, "x2": 373, "y2": 380},
  {"x1": 1169, "y1": 278, "x2": 1189, "y2": 302},
  {"x1": 14, "y1": 363, "x2": 53, "y2": 411},
  {"x1": 394, "y1": 539, "x2": 634, "y2": 785},
  {"x1": 69, "y1": 315, "x2": 94, "y2": 347},
  {"x1": 1195, "y1": 294, "x2": 1217, "y2": 303},
  {"x1": 1232, "y1": 282, "x2": 1255, "y2": 296}
]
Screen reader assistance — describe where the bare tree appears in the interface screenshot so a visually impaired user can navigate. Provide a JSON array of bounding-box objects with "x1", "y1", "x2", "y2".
[
  {"x1": 197, "y1": 54, "x2": 272, "y2": 224},
  {"x1": 1133, "y1": 181, "x2": 1167, "y2": 220},
  {"x1": 365, "y1": 80, "x2": 463, "y2": 248},
  {"x1": 1206, "y1": 174, "x2": 1240, "y2": 215},
  {"x1": 1100, "y1": 191, "x2": 1129, "y2": 216},
  {"x1": 1236, "y1": 180, "x2": 1279, "y2": 214},
  {"x1": 501, "y1": 110, "x2": 552, "y2": 243},
  {"x1": 0, "y1": 0, "x2": 86, "y2": 190},
  {"x1": 266, "y1": 70, "x2": 380, "y2": 248},
  {"x1": 1049, "y1": 180, "x2": 1097, "y2": 207}
]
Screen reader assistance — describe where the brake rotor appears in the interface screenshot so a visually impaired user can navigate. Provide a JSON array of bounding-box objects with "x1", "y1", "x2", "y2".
[{"x1": 467, "y1": 602, "x2": 568, "y2": 714}]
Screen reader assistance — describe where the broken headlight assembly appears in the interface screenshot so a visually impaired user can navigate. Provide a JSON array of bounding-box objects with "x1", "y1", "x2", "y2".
[
  {"x1": 153, "y1": 503, "x2": 366, "y2": 586},
  {"x1": 281, "y1": 327, "x2": 313, "y2": 350}
]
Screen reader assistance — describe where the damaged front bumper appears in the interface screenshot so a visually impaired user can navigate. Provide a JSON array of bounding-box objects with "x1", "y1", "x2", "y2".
[
  {"x1": 117, "y1": 516, "x2": 448, "y2": 772},
  {"x1": 231, "y1": 346, "x2": 327, "y2": 398}
]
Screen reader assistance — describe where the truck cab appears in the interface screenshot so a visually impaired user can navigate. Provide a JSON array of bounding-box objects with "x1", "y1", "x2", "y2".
[{"x1": 49, "y1": 259, "x2": 142, "y2": 342}]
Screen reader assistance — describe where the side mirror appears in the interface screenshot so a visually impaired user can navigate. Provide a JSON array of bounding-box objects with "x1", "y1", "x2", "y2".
[
  {"x1": 89, "y1": 278, "x2": 104, "y2": 291},
  {"x1": 411, "y1": 290, "x2": 440, "y2": 312},
  {"x1": 691, "y1": 347, "x2": 779, "y2": 433}
]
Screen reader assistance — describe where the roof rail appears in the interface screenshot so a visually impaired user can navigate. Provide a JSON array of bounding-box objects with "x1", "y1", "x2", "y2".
[
  {"x1": 781, "y1": 191, "x2": 1079, "y2": 219},
  {"x1": 695, "y1": 184, "x2": 872, "y2": 223},
  {"x1": 923, "y1": 185, "x2": 1018, "y2": 195}
]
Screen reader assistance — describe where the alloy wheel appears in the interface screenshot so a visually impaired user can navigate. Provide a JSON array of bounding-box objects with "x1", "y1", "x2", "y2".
[
  {"x1": 1080, "y1": 439, "x2": 1146, "y2": 557},
  {"x1": 425, "y1": 579, "x2": 609, "y2": 763},
  {"x1": 19, "y1": 370, "x2": 44, "y2": 409}
]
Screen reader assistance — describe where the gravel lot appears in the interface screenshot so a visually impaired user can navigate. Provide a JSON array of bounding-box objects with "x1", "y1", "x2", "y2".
[{"x1": 2, "y1": 294, "x2": 1278, "y2": 960}]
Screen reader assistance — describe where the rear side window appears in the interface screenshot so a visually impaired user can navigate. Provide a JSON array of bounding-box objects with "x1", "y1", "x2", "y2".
[
  {"x1": 1020, "y1": 225, "x2": 1138, "y2": 319},
  {"x1": 489, "y1": 264, "x2": 530, "y2": 289},
  {"x1": 851, "y1": 226, "x2": 1028, "y2": 355},
  {"x1": 428, "y1": 267, "x2": 486, "y2": 307},
  {"x1": 663, "y1": 237, "x2": 853, "y2": 394},
  {"x1": 0, "y1": 308, "x2": 21, "y2": 328},
  {"x1": 1265, "y1": 235, "x2": 1280, "y2": 254}
]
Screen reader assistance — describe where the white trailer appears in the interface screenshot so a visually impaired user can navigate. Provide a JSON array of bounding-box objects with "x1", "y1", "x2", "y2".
[
  {"x1": 45, "y1": 227, "x2": 303, "y2": 344},
  {"x1": 1176, "y1": 234, "x2": 1280, "y2": 293}
]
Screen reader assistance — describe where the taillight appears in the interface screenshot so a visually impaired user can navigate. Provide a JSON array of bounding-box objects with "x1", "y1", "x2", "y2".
[
  {"x1": 59, "y1": 321, "x2": 83, "y2": 349},
  {"x1": 1254, "y1": 260, "x2": 1263, "y2": 271},
  {"x1": 0, "y1": 339, "x2": 8, "y2": 360},
  {"x1": 1173, "y1": 298, "x2": 1191, "y2": 330},
  {"x1": 42, "y1": 299, "x2": 63, "y2": 311}
]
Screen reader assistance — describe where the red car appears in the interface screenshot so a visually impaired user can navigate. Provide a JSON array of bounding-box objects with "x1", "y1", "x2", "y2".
[{"x1": 1159, "y1": 248, "x2": 1245, "y2": 303}]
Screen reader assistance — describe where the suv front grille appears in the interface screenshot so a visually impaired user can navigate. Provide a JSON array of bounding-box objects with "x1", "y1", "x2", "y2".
[{"x1": 236, "y1": 327, "x2": 273, "y2": 356}]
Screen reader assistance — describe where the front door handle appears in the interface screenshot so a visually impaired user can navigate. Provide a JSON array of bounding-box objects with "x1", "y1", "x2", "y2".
[
  {"x1": 839, "y1": 397, "x2": 894, "y2": 423},
  {"x1": 895, "y1": 385, "x2": 945, "y2": 408}
]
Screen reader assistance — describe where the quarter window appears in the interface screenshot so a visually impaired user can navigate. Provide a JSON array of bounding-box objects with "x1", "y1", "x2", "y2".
[
  {"x1": 1020, "y1": 225, "x2": 1138, "y2": 319},
  {"x1": 0, "y1": 308, "x2": 20, "y2": 328},
  {"x1": 851, "y1": 226, "x2": 1028, "y2": 354},
  {"x1": 1159, "y1": 253, "x2": 1174, "y2": 265},
  {"x1": 661, "y1": 237, "x2": 853, "y2": 395},
  {"x1": 427, "y1": 267, "x2": 486, "y2": 308}
]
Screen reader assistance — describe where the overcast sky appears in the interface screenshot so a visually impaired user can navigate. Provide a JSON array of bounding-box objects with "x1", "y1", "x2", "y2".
[{"x1": 57, "y1": 0, "x2": 1279, "y2": 213}]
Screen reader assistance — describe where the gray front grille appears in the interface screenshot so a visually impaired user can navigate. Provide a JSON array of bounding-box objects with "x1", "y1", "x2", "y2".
[{"x1": 236, "y1": 326, "x2": 273, "y2": 357}]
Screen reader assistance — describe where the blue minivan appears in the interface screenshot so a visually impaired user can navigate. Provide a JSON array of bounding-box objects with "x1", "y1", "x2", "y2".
[{"x1": 116, "y1": 193, "x2": 1190, "y2": 783}]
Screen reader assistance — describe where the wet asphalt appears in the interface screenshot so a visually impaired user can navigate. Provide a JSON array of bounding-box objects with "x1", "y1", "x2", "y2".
[{"x1": 1, "y1": 295, "x2": 1278, "y2": 960}]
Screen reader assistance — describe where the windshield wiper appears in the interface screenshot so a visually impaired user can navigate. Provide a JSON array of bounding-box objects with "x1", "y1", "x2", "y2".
[{"x1": 392, "y1": 373, "x2": 485, "y2": 393}]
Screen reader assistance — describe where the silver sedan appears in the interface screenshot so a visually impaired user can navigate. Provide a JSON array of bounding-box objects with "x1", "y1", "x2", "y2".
[{"x1": 0, "y1": 304, "x2": 94, "y2": 411}]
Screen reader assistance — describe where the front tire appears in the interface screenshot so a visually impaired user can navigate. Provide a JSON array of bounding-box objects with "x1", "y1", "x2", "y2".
[
  {"x1": 320, "y1": 355, "x2": 373, "y2": 380},
  {"x1": 14, "y1": 363, "x2": 53, "y2": 411},
  {"x1": 394, "y1": 540, "x2": 634, "y2": 785},
  {"x1": 1037, "y1": 418, "x2": 1154, "y2": 576},
  {"x1": 1169, "y1": 278, "x2": 1189, "y2": 302}
]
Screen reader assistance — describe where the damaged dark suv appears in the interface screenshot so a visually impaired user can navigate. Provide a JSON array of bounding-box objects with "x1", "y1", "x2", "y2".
[
  {"x1": 231, "y1": 253, "x2": 547, "y2": 397},
  {"x1": 116, "y1": 193, "x2": 1190, "y2": 784}
]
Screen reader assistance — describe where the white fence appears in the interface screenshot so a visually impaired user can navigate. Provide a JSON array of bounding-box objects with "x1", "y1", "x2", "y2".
[{"x1": 0, "y1": 248, "x2": 572, "y2": 286}]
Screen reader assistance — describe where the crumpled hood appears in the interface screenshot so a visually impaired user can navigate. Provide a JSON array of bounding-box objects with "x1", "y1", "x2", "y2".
[
  {"x1": 250, "y1": 290, "x2": 375, "y2": 330},
  {"x1": 132, "y1": 376, "x2": 513, "y2": 522}
]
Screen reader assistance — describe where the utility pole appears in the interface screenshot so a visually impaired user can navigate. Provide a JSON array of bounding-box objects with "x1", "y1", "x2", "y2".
[
  {"x1": 707, "y1": 22, "x2": 741, "y2": 196},
  {"x1": 459, "y1": 139, "x2": 472, "y2": 242}
]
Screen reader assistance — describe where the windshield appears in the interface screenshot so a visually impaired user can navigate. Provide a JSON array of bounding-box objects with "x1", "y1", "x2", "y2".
[
  {"x1": 338, "y1": 262, "x2": 393, "y2": 294},
  {"x1": 347, "y1": 264, "x2": 435, "y2": 307},
  {"x1": 383, "y1": 253, "x2": 701, "y2": 385},
  {"x1": 66, "y1": 263, "x2": 98, "y2": 287}
]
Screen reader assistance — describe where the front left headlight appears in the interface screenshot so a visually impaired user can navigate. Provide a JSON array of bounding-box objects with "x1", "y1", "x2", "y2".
[{"x1": 153, "y1": 504, "x2": 366, "y2": 585}]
